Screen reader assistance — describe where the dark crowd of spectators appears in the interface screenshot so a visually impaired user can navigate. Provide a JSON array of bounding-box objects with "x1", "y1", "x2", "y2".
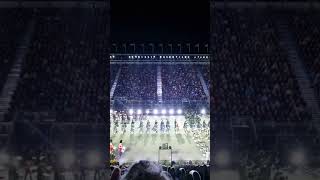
[
  {"x1": 212, "y1": 8, "x2": 313, "y2": 136},
  {"x1": 110, "y1": 64, "x2": 209, "y2": 102},
  {"x1": 0, "y1": 9, "x2": 30, "y2": 91},
  {"x1": 113, "y1": 65, "x2": 157, "y2": 101},
  {"x1": 110, "y1": 160, "x2": 209, "y2": 180},
  {"x1": 1, "y1": 155, "x2": 209, "y2": 180},
  {"x1": 7, "y1": 8, "x2": 108, "y2": 123},
  {"x1": 290, "y1": 10, "x2": 320, "y2": 105},
  {"x1": 238, "y1": 149, "x2": 283, "y2": 180},
  {"x1": 0, "y1": 145, "x2": 109, "y2": 180},
  {"x1": 211, "y1": 8, "x2": 320, "y2": 179},
  {"x1": 162, "y1": 65, "x2": 207, "y2": 101}
]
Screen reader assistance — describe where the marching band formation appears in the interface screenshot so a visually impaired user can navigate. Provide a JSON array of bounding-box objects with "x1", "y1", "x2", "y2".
[
  {"x1": 110, "y1": 111, "x2": 209, "y2": 135},
  {"x1": 110, "y1": 110, "x2": 210, "y2": 161}
]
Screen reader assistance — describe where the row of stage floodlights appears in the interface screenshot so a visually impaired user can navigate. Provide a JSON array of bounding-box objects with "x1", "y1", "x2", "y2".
[{"x1": 110, "y1": 108, "x2": 207, "y2": 115}]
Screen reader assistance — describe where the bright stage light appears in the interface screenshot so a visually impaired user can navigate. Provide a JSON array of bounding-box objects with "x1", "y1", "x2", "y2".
[
  {"x1": 201, "y1": 109, "x2": 206, "y2": 114},
  {"x1": 110, "y1": 109, "x2": 113, "y2": 114},
  {"x1": 169, "y1": 109, "x2": 174, "y2": 115},
  {"x1": 137, "y1": 109, "x2": 142, "y2": 115},
  {"x1": 146, "y1": 109, "x2": 150, "y2": 114},
  {"x1": 161, "y1": 109, "x2": 166, "y2": 115},
  {"x1": 153, "y1": 109, "x2": 158, "y2": 115},
  {"x1": 177, "y1": 109, "x2": 182, "y2": 115},
  {"x1": 129, "y1": 109, "x2": 134, "y2": 115}
]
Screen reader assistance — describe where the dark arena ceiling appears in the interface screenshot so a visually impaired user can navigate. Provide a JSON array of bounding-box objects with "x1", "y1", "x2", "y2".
[{"x1": 111, "y1": 0, "x2": 210, "y2": 44}]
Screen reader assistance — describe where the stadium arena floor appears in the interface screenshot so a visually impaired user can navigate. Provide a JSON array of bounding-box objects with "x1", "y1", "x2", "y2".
[{"x1": 110, "y1": 115, "x2": 210, "y2": 164}]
